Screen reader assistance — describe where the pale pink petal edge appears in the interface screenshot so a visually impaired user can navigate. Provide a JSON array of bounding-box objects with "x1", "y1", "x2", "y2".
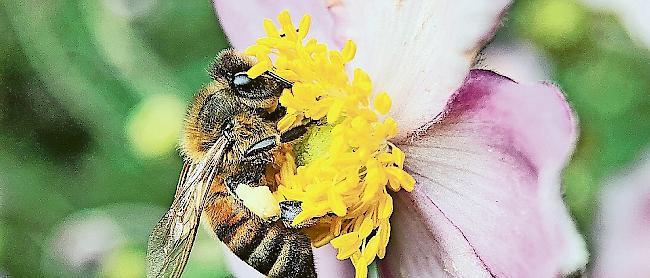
[
  {"x1": 379, "y1": 70, "x2": 587, "y2": 277},
  {"x1": 213, "y1": 0, "x2": 339, "y2": 50}
]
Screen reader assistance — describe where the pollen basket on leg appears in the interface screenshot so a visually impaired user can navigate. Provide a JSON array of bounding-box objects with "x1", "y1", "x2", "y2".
[{"x1": 245, "y1": 10, "x2": 415, "y2": 278}]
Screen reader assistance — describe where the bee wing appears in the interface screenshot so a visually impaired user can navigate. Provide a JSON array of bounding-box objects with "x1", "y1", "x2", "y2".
[
  {"x1": 147, "y1": 138, "x2": 229, "y2": 278},
  {"x1": 146, "y1": 162, "x2": 196, "y2": 278}
]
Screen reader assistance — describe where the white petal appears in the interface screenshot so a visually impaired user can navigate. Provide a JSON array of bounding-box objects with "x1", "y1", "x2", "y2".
[
  {"x1": 479, "y1": 40, "x2": 553, "y2": 83},
  {"x1": 213, "y1": 0, "x2": 340, "y2": 50},
  {"x1": 329, "y1": 0, "x2": 511, "y2": 139}
]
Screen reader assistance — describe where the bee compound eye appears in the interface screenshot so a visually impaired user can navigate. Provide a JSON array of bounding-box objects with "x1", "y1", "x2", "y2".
[{"x1": 233, "y1": 72, "x2": 252, "y2": 87}]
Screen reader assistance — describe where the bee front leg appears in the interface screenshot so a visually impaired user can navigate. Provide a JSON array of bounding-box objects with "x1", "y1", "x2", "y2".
[
  {"x1": 244, "y1": 136, "x2": 278, "y2": 157},
  {"x1": 279, "y1": 119, "x2": 322, "y2": 144},
  {"x1": 279, "y1": 200, "x2": 320, "y2": 229},
  {"x1": 280, "y1": 125, "x2": 308, "y2": 143}
]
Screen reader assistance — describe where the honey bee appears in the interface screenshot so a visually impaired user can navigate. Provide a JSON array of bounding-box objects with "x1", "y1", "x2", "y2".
[{"x1": 147, "y1": 49, "x2": 316, "y2": 278}]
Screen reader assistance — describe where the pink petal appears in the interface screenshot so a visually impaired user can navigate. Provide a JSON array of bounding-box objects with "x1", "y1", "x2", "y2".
[
  {"x1": 381, "y1": 70, "x2": 588, "y2": 277},
  {"x1": 224, "y1": 244, "x2": 354, "y2": 277},
  {"x1": 214, "y1": 1, "x2": 512, "y2": 139},
  {"x1": 212, "y1": 0, "x2": 339, "y2": 50},
  {"x1": 313, "y1": 245, "x2": 355, "y2": 277},
  {"x1": 593, "y1": 153, "x2": 650, "y2": 278},
  {"x1": 328, "y1": 1, "x2": 512, "y2": 140}
]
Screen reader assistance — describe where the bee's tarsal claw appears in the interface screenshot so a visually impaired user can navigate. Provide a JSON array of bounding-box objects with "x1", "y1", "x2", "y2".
[{"x1": 279, "y1": 200, "x2": 303, "y2": 226}]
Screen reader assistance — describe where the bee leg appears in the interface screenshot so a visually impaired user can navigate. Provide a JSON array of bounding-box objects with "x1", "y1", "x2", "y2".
[
  {"x1": 224, "y1": 175, "x2": 241, "y2": 194},
  {"x1": 224, "y1": 167, "x2": 264, "y2": 194},
  {"x1": 279, "y1": 200, "x2": 318, "y2": 229},
  {"x1": 244, "y1": 136, "x2": 279, "y2": 157},
  {"x1": 280, "y1": 119, "x2": 321, "y2": 143},
  {"x1": 259, "y1": 105, "x2": 286, "y2": 122},
  {"x1": 279, "y1": 200, "x2": 302, "y2": 224},
  {"x1": 280, "y1": 125, "x2": 308, "y2": 143}
]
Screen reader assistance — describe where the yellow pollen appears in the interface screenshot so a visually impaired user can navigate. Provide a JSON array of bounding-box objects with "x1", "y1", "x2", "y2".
[{"x1": 246, "y1": 11, "x2": 415, "y2": 278}]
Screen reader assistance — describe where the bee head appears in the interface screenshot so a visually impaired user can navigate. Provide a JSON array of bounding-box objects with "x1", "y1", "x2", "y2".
[
  {"x1": 181, "y1": 49, "x2": 292, "y2": 164},
  {"x1": 208, "y1": 49, "x2": 291, "y2": 110}
]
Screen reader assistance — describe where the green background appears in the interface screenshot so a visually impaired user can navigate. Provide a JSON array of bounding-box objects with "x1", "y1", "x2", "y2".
[{"x1": 1, "y1": 0, "x2": 648, "y2": 277}]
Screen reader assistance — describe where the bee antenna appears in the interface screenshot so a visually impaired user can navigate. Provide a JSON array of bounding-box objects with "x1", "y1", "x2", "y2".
[{"x1": 266, "y1": 71, "x2": 294, "y2": 88}]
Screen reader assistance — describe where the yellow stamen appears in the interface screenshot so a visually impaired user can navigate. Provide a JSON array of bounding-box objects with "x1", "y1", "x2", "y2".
[
  {"x1": 247, "y1": 11, "x2": 416, "y2": 278},
  {"x1": 247, "y1": 59, "x2": 272, "y2": 78},
  {"x1": 263, "y1": 19, "x2": 280, "y2": 37},
  {"x1": 374, "y1": 92, "x2": 392, "y2": 115},
  {"x1": 341, "y1": 40, "x2": 357, "y2": 63}
]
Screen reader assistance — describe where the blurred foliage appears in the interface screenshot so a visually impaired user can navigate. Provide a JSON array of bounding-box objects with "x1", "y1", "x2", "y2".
[
  {"x1": 0, "y1": 1, "x2": 229, "y2": 277},
  {"x1": 507, "y1": 0, "x2": 650, "y2": 235},
  {"x1": 0, "y1": 0, "x2": 648, "y2": 277}
]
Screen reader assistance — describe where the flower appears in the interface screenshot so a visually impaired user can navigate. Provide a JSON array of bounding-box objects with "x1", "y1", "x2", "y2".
[
  {"x1": 592, "y1": 152, "x2": 650, "y2": 277},
  {"x1": 244, "y1": 12, "x2": 415, "y2": 276},
  {"x1": 213, "y1": 1, "x2": 588, "y2": 277}
]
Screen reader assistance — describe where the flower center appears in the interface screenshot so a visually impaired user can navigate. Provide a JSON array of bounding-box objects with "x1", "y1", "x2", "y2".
[{"x1": 245, "y1": 10, "x2": 415, "y2": 278}]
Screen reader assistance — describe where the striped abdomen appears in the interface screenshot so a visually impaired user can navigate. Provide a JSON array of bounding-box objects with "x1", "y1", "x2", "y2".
[{"x1": 203, "y1": 180, "x2": 316, "y2": 278}]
